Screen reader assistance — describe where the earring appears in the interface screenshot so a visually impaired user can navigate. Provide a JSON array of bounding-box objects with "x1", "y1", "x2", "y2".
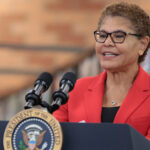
[{"x1": 139, "y1": 50, "x2": 143, "y2": 56}]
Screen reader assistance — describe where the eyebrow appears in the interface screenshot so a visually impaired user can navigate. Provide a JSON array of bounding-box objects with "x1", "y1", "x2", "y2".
[{"x1": 98, "y1": 29, "x2": 126, "y2": 33}]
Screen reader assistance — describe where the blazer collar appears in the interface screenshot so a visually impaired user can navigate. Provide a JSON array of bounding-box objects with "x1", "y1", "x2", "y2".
[
  {"x1": 84, "y1": 71, "x2": 107, "y2": 123},
  {"x1": 131, "y1": 66, "x2": 150, "y2": 91},
  {"x1": 88, "y1": 66, "x2": 150, "y2": 91},
  {"x1": 88, "y1": 71, "x2": 107, "y2": 90},
  {"x1": 114, "y1": 66, "x2": 150, "y2": 123},
  {"x1": 84, "y1": 66, "x2": 150, "y2": 123}
]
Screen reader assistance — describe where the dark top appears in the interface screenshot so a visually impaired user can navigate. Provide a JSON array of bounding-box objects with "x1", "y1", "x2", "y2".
[{"x1": 101, "y1": 106, "x2": 120, "y2": 122}]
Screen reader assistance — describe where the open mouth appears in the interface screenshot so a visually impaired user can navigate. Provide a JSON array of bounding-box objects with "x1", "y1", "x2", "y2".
[{"x1": 103, "y1": 52, "x2": 119, "y2": 56}]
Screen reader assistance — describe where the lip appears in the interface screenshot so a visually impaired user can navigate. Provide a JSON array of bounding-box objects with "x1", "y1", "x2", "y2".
[
  {"x1": 101, "y1": 51, "x2": 120, "y2": 59},
  {"x1": 102, "y1": 51, "x2": 119, "y2": 55}
]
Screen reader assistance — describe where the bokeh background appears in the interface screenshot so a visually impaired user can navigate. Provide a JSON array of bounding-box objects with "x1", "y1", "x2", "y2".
[{"x1": 0, "y1": 0, "x2": 149, "y2": 120}]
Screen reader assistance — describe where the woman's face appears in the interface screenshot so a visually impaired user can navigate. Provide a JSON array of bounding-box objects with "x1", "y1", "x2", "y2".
[{"x1": 95, "y1": 16, "x2": 145, "y2": 72}]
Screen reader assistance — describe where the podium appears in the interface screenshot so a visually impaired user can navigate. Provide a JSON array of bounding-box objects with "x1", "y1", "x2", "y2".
[{"x1": 1, "y1": 121, "x2": 150, "y2": 150}]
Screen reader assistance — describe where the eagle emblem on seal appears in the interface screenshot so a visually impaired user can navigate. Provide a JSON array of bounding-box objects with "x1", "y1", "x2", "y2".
[{"x1": 22, "y1": 124, "x2": 47, "y2": 150}]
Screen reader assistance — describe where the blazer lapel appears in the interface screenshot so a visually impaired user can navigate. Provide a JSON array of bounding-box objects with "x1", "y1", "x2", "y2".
[
  {"x1": 114, "y1": 88, "x2": 149, "y2": 123},
  {"x1": 114, "y1": 66, "x2": 150, "y2": 123},
  {"x1": 84, "y1": 72, "x2": 107, "y2": 123}
]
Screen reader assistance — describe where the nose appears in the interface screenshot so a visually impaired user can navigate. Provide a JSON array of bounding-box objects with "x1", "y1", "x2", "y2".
[{"x1": 104, "y1": 35, "x2": 115, "y2": 46}]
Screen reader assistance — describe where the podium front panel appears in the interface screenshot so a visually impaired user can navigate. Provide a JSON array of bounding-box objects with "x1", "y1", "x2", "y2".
[{"x1": 1, "y1": 121, "x2": 150, "y2": 150}]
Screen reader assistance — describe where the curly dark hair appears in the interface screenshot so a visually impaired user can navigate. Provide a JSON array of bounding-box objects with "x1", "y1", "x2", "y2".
[{"x1": 97, "y1": 2, "x2": 150, "y2": 63}]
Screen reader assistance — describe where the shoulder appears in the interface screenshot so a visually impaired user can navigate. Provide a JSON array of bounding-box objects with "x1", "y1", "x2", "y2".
[
  {"x1": 138, "y1": 66, "x2": 150, "y2": 83},
  {"x1": 71, "y1": 71, "x2": 106, "y2": 93},
  {"x1": 139, "y1": 66, "x2": 150, "y2": 77},
  {"x1": 76, "y1": 72, "x2": 105, "y2": 87},
  {"x1": 75, "y1": 75, "x2": 98, "y2": 87},
  {"x1": 134, "y1": 66, "x2": 150, "y2": 91}
]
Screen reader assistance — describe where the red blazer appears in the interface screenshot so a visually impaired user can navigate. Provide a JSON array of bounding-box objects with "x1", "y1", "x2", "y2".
[{"x1": 53, "y1": 66, "x2": 150, "y2": 140}]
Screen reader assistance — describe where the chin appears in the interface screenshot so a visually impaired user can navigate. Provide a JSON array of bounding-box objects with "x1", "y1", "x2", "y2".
[{"x1": 101, "y1": 63, "x2": 121, "y2": 72}]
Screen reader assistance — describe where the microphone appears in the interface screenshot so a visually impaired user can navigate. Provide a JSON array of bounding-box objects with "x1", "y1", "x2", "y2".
[
  {"x1": 24, "y1": 72, "x2": 53, "y2": 109},
  {"x1": 50, "y1": 72, "x2": 77, "y2": 113}
]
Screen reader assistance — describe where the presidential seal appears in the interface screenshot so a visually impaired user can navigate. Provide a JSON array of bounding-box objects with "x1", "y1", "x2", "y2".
[{"x1": 3, "y1": 108, "x2": 62, "y2": 150}]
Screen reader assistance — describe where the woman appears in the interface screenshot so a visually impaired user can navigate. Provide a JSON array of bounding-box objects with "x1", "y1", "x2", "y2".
[{"x1": 53, "y1": 2, "x2": 150, "y2": 140}]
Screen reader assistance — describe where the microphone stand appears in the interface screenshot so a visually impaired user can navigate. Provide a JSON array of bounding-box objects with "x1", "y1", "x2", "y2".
[
  {"x1": 24, "y1": 85, "x2": 69, "y2": 114},
  {"x1": 40, "y1": 101, "x2": 57, "y2": 114},
  {"x1": 24, "y1": 90, "x2": 57, "y2": 114},
  {"x1": 24, "y1": 89, "x2": 41, "y2": 109}
]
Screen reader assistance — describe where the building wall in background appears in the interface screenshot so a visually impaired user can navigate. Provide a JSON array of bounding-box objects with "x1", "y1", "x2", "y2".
[{"x1": 0, "y1": 0, "x2": 149, "y2": 120}]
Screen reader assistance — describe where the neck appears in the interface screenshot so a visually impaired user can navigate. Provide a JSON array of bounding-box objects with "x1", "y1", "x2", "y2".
[
  {"x1": 106, "y1": 64, "x2": 139, "y2": 87},
  {"x1": 103, "y1": 64, "x2": 139, "y2": 107}
]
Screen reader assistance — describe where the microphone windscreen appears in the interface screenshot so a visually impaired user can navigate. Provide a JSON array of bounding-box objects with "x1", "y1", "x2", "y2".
[
  {"x1": 61, "y1": 72, "x2": 77, "y2": 86},
  {"x1": 35, "y1": 72, "x2": 53, "y2": 88}
]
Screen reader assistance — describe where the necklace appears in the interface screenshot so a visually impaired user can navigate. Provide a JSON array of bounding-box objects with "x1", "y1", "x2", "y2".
[{"x1": 111, "y1": 100, "x2": 118, "y2": 106}]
